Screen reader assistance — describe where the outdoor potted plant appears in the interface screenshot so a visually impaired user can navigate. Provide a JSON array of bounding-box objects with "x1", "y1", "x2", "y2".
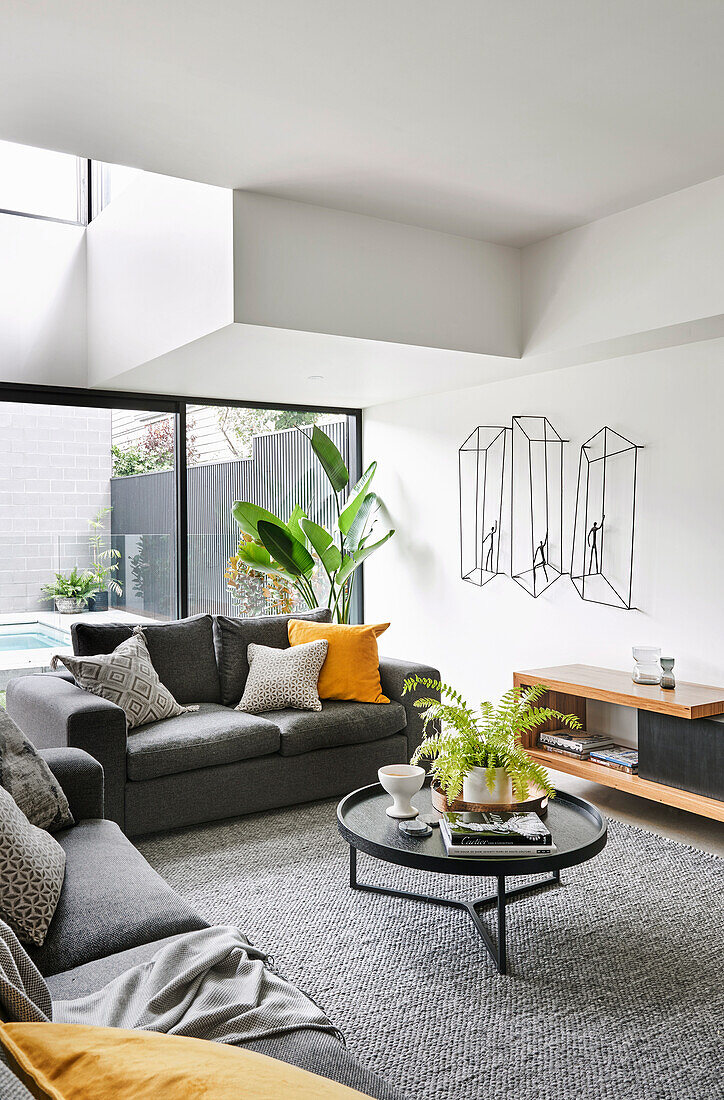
[
  {"x1": 403, "y1": 677, "x2": 581, "y2": 805},
  {"x1": 41, "y1": 567, "x2": 101, "y2": 615},
  {"x1": 86, "y1": 507, "x2": 123, "y2": 611}
]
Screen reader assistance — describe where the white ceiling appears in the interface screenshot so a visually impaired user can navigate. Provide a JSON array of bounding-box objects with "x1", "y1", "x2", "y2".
[{"x1": 3, "y1": 1, "x2": 724, "y2": 246}]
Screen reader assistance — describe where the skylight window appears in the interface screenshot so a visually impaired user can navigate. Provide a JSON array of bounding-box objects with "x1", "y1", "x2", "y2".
[{"x1": 0, "y1": 139, "x2": 84, "y2": 223}]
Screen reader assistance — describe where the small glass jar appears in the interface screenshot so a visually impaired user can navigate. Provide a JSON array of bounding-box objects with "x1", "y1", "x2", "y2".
[
  {"x1": 660, "y1": 658, "x2": 676, "y2": 690},
  {"x1": 632, "y1": 646, "x2": 661, "y2": 685}
]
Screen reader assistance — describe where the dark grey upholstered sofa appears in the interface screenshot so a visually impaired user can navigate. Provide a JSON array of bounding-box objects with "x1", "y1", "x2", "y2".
[
  {"x1": 7, "y1": 609, "x2": 438, "y2": 837},
  {"x1": 0, "y1": 748, "x2": 403, "y2": 1100}
]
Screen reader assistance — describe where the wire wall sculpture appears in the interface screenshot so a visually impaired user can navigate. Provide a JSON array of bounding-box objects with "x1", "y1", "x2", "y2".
[
  {"x1": 510, "y1": 416, "x2": 566, "y2": 598},
  {"x1": 458, "y1": 426, "x2": 509, "y2": 588},
  {"x1": 570, "y1": 426, "x2": 641, "y2": 609}
]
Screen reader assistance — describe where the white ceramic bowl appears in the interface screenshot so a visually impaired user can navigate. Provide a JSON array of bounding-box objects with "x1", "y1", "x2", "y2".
[{"x1": 378, "y1": 764, "x2": 426, "y2": 819}]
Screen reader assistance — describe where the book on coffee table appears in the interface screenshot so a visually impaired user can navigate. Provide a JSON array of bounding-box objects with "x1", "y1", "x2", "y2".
[{"x1": 440, "y1": 810, "x2": 556, "y2": 857}]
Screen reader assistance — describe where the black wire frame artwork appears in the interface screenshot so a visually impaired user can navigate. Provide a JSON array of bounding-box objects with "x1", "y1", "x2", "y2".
[
  {"x1": 458, "y1": 426, "x2": 509, "y2": 588},
  {"x1": 570, "y1": 426, "x2": 642, "y2": 609},
  {"x1": 510, "y1": 416, "x2": 567, "y2": 598}
]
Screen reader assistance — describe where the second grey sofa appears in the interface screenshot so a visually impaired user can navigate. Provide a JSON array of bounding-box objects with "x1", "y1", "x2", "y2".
[{"x1": 7, "y1": 609, "x2": 438, "y2": 837}]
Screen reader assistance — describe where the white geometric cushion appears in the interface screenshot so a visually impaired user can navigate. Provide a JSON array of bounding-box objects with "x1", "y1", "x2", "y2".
[
  {"x1": 51, "y1": 627, "x2": 190, "y2": 731},
  {"x1": 236, "y1": 640, "x2": 328, "y2": 714},
  {"x1": 0, "y1": 786, "x2": 65, "y2": 946}
]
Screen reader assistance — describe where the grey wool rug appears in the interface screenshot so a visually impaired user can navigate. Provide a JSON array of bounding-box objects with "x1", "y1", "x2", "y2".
[{"x1": 138, "y1": 801, "x2": 724, "y2": 1100}]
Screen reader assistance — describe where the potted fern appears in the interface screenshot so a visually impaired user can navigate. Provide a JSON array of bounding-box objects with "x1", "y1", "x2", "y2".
[{"x1": 403, "y1": 678, "x2": 581, "y2": 805}]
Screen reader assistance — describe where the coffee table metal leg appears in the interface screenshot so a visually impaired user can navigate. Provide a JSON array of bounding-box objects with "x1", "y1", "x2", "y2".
[{"x1": 348, "y1": 845, "x2": 559, "y2": 974}]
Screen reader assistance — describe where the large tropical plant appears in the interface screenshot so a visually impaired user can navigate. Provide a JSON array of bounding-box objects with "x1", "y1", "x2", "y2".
[
  {"x1": 232, "y1": 427, "x2": 394, "y2": 623},
  {"x1": 404, "y1": 678, "x2": 582, "y2": 802}
]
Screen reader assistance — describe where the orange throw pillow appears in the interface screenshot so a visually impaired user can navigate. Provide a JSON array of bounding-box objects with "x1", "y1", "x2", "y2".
[
  {"x1": 287, "y1": 621, "x2": 390, "y2": 704},
  {"x1": 0, "y1": 1022, "x2": 376, "y2": 1100}
]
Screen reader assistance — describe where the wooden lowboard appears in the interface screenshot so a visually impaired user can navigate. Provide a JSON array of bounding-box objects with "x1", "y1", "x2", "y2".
[{"x1": 514, "y1": 664, "x2": 724, "y2": 823}]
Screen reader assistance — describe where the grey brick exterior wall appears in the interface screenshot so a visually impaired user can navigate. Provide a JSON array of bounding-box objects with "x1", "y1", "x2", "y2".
[{"x1": 0, "y1": 403, "x2": 112, "y2": 613}]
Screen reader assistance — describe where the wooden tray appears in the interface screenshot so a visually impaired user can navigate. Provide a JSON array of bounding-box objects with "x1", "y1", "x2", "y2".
[{"x1": 431, "y1": 780, "x2": 549, "y2": 818}]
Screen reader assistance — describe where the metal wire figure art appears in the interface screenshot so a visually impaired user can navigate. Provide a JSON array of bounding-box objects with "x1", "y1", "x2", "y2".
[{"x1": 570, "y1": 427, "x2": 641, "y2": 609}]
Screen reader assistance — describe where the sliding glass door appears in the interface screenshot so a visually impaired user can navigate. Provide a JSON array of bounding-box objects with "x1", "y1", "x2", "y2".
[{"x1": 0, "y1": 385, "x2": 362, "y2": 642}]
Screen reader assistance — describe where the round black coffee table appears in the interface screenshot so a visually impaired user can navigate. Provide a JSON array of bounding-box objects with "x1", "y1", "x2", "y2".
[{"x1": 337, "y1": 778, "x2": 607, "y2": 975}]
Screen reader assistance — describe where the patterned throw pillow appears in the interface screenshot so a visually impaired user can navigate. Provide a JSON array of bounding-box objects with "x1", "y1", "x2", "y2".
[
  {"x1": 236, "y1": 641, "x2": 328, "y2": 714},
  {"x1": 0, "y1": 712, "x2": 73, "y2": 833},
  {"x1": 0, "y1": 787, "x2": 65, "y2": 946},
  {"x1": 51, "y1": 627, "x2": 192, "y2": 731}
]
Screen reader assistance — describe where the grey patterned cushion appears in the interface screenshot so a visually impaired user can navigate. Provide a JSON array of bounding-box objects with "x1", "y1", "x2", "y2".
[
  {"x1": 0, "y1": 787, "x2": 65, "y2": 946},
  {"x1": 237, "y1": 640, "x2": 328, "y2": 714},
  {"x1": 0, "y1": 712, "x2": 73, "y2": 832},
  {"x1": 51, "y1": 627, "x2": 190, "y2": 731}
]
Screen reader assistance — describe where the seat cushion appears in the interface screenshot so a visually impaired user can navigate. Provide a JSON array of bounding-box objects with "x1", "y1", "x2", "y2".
[
  {"x1": 27, "y1": 820, "x2": 207, "y2": 976},
  {"x1": 126, "y1": 704, "x2": 280, "y2": 782},
  {"x1": 273, "y1": 700, "x2": 407, "y2": 757},
  {"x1": 214, "y1": 608, "x2": 332, "y2": 707},
  {"x1": 71, "y1": 615, "x2": 221, "y2": 704},
  {"x1": 46, "y1": 934, "x2": 186, "y2": 1000}
]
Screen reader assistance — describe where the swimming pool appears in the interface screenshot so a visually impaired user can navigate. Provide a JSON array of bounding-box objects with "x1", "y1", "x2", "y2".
[{"x1": 0, "y1": 624, "x2": 68, "y2": 653}]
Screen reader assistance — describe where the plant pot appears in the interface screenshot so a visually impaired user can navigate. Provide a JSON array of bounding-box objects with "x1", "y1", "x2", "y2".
[
  {"x1": 462, "y1": 766, "x2": 513, "y2": 806},
  {"x1": 54, "y1": 597, "x2": 87, "y2": 615},
  {"x1": 430, "y1": 779, "x2": 548, "y2": 817},
  {"x1": 86, "y1": 591, "x2": 108, "y2": 612}
]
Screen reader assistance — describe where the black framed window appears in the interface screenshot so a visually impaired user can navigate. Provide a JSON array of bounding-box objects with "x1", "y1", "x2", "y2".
[
  {"x1": 0, "y1": 383, "x2": 362, "y2": 627},
  {"x1": 0, "y1": 139, "x2": 87, "y2": 225}
]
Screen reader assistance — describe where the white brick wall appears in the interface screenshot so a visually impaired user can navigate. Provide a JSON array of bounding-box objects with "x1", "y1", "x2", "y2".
[{"x1": 0, "y1": 403, "x2": 112, "y2": 613}]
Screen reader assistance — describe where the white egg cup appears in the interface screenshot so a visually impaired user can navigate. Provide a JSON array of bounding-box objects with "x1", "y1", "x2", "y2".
[{"x1": 378, "y1": 764, "x2": 426, "y2": 819}]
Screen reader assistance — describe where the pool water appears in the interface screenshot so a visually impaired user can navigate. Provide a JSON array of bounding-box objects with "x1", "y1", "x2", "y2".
[{"x1": 0, "y1": 628, "x2": 65, "y2": 652}]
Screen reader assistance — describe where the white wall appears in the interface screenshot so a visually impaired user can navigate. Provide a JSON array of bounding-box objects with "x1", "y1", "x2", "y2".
[
  {"x1": 233, "y1": 191, "x2": 520, "y2": 357},
  {"x1": 87, "y1": 172, "x2": 234, "y2": 386},
  {"x1": 522, "y1": 174, "x2": 724, "y2": 359},
  {"x1": 364, "y1": 338, "x2": 724, "y2": 738},
  {"x1": 0, "y1": 213, "x2": 86, "y2": 385}
]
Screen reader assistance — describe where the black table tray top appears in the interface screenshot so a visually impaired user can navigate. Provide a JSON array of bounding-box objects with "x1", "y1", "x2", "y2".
[{"x1": 337, "y1": 778, "x2": 608, "y2": 974}]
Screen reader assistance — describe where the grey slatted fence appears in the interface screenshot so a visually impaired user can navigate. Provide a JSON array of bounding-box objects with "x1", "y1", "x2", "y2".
[{"x1": 111, "y1": 422, "x2": 350, "y2": 619}]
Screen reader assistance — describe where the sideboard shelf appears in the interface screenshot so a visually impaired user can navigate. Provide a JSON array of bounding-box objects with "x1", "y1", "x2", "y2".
[{"x1": 514, "y1": 665, "x2": 724, "y2": 823}]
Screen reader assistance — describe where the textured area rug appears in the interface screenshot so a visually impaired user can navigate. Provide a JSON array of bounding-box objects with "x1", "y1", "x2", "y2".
[{"x1": 139, "y1": 801, "x2": 724, "y2": 1100}]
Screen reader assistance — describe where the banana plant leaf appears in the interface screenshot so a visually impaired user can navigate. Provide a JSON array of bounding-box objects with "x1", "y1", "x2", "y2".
[
  {"x1": 257, "y1": 520, "x2": 316, "y2": 578},
  {"x1": 300, "y1": 518, "x2": 343, "y2": 572},
  {"x1": 232, "y1": 501, "x2": 285, "y2": 539},
  {"x1": 235, "y1": 541, "x2": 295, "y2": 583},
  {"x1": 345, "y1": 491, "x2": 380, "y2": 552},
  {"x1": 310, "y1": 426, "x2": 349, "y2": 493},
  {"x1": 287, "y1": 504, "x2": 309, "y2": 548},
  {"x1": 335, "y1": 528, "x2": 395, "y2": 585},
  {"x1": 338, "y1": 462, "x2": 377, "y2": 535}
]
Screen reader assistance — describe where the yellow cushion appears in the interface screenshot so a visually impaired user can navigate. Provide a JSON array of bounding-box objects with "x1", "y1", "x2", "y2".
[
  {"x1": 0, "y1": 1022, "x2": 375, "y2": 1100},
  {"x1": 287, "y1": 621, "x2": 390, "y2": 704}
]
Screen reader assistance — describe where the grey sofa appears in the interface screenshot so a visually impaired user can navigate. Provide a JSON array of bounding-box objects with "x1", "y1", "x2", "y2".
[
  {"x1": 7, "y1": 610, "x2": 438, "y2": 837},
  {"x1": 0, "y1": 748, "x2": 402, "y2": 1100}
]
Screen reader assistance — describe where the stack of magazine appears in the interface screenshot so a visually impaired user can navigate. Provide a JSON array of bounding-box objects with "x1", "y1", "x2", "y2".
[
  {"x1": 537, "y1": 730, "x2": 614, "y2": 759},
  {"x1": 440, "y1": 811, "x2": 556, "y2": 857}
]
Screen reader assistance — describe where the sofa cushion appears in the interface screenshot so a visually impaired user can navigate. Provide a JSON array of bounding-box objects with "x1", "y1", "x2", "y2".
[
  {"x1": 126, "y1": 704, "x2": 280, "y2": 782},
  {"x1": 71, "y1": 615, "x2": 221, "y2": 705},
  {"x1": 27, "y1": 820, "x2": 207, "y2": 976},
  {"x1": 0, "y1": 785, "x2": 65, "y2": 946},
  {"x1": 215, "y1": 608, "x2": 332, "y2": 707},
  {"x1": 53, "y1": 628, "x2": 189, "y2": 730},
  {"x1": 273, "y1": 700, "x2": 407, "y2": 757}
]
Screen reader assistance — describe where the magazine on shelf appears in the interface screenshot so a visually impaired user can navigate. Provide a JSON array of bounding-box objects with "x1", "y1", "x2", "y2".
[
  {"x1": 537, "y1": 730, "x2": 614, "y2": 753},
  {"x1": 589, "y1": 746, "x2": 639, "y2": 771}
]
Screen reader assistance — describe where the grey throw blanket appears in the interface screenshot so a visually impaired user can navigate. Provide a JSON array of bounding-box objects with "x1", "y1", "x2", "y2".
[
  {"x1": 0, "y1": 921, "x2": 338, "y2": 1046},
  {"x1": 56, "y1": 925, "x2": 340, "y2": 1044},
  {"x1": 0, "y1": 922, "x2": 52, "y2": 1023}
]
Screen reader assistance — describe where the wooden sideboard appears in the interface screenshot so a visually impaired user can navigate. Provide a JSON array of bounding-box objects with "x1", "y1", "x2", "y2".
[{"x1": 514, "y1": 664, "x2": 724, "y2": 823}]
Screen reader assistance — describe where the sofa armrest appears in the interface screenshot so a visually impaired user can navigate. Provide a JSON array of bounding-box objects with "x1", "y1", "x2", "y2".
[
  {"x1": 6, "y1": 673, "x2": 127, "y2": 829},
  {"x1": 378, "y1": 657, "x2": 440, "y2": 759},
  {"x1": 40, "y1": 747, "x2": 104, "y2": 822}
]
